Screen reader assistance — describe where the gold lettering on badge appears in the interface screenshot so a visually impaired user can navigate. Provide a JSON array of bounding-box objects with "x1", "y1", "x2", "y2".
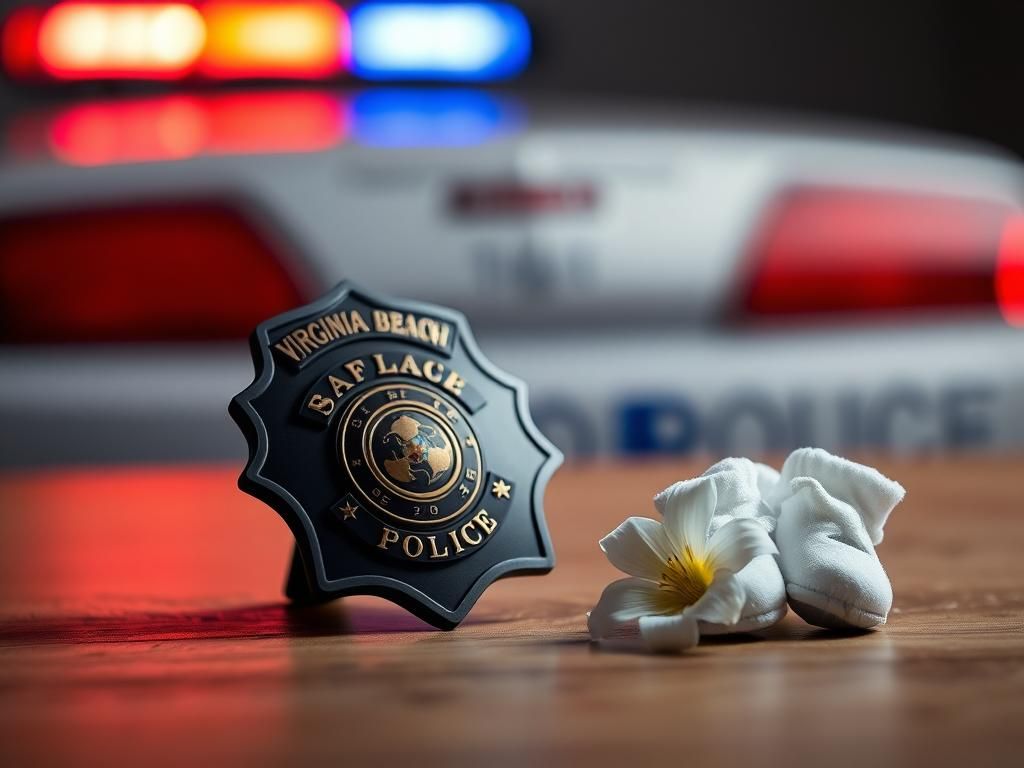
[
  {"x1": 373, "y1": 353, "x2": 399, "y2": 375},
  {"x1": 448, "y1": 529, "x2": 466, "y2": 554},
  {"x1": 403, "y1": 535, "x2": 425, "y2": 559},
  {"x1": 323, "y1": 312, "x2": 352, "y2": 337},
  {"x1": 273, "y1": 307, "x2": 452, "y2": 364},
  {"x1": 443, "y1": 372, "x2": 465, "y2": 397},
  {"x1": 377, "y1": 527, "x2": 400, "y2": 550},
  {"x1": 373, "y1": 310, "x2": 452, "y2": 347},
  {"x1": 350, "y1": 312, "x2": 370, "y2": 333},
  {"x1": 308, "y1": 394, "x2": 334, "y2": 416},
  {"x1": 329, "y1": 375, "x2": 353, "y2": 397},
  {"x1": 398, "y1": 354, "x2": 422, "y2": 377},
  {"x1": 379, "y1": 510, "x2": 497, "y2": 561},
  {"x1": 307, "y1": 322, "x2": 330, "y2": 346},
  {"x1": 344, "y1": 359, "x2": 366, "y2": 383},
  {"x1": 273, "y1": 311, "x2": 370, "y2": 362},
  {"x1": 292, "y1": 328, "x2": 315, "y2": 354},
  {"x1": 460, "y1": 520, "x2": 482, "y2": 546},
  {"x1": 274, "y1": 337, "x2": 302, "y2": 362},
  {"x1": 422, "y1": 360, "x2": 443, "y2": 382},
  {"x1": 324, "y1": 352, "x2": 470, "y2": 399},
  {"x1": 473, "y1": 509, "x2": 498, "y2": 535},
  {"x1": 428, "y1": 535, "x2": 449, "y2": 559}
]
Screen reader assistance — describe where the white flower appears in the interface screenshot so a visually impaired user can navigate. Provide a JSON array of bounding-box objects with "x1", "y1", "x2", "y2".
[{"x1": 588, "y1": 477, "x2": 778, "y2": 652}]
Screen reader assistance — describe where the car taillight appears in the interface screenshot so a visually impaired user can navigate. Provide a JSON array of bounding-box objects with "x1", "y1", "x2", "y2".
[
  {"x1": 740, "y1": 187, "x2": 1017, "y2": 322},
  {"x1": 0, "y1": 202, "x2": 307, "y2": 344},
  {"x1": 997, "y1": 214, "x2": 1024, "y2": 327}
]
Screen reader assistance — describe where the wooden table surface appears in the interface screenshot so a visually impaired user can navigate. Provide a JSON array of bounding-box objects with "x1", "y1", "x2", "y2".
[{"x1": 1, "y1": 457, "x2": 1022, "y2": 767}]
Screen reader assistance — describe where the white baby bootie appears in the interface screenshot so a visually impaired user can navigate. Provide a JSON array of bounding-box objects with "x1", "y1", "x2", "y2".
[
  {"x1": 770, "y1": 448, "x2": 905, "y2": 629},
  {"x1": 655, "y1": 458, "x2": 788, "y2": 634}
]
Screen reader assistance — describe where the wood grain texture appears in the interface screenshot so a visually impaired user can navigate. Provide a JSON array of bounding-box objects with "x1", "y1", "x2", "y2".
[{"x1": 1, "y1": 457, "x2": 1022, "y2": 767}]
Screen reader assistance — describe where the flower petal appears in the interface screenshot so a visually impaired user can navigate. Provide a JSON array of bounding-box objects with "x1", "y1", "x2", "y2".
[
  {"x1": 705, "y1": 517, "x2": 778, "y2": 574},
  {"x1": 638, "y1": 613, "x2": 700, "y2": 652},
  {"x1": 599, "y1": 517, "x2": 672, "y2": 580},
  {"x1": 687, "y1": 572, "x2": 746, "y2": 626},
  {"x1": 587, "y1": 577, "x2": 665, "y2": 639},
  {"x1": 659, "y1": 476, "x2": 717, "y2": 558}
]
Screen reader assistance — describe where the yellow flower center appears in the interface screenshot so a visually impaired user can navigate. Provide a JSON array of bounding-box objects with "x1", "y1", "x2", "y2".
[{"x1": 657, "y1": 546, "x2": 713, "y2": 612}]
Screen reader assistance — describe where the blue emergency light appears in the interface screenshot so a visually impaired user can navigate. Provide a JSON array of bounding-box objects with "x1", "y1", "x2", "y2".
[{"x1": 350, "y1": 2, "x2": 531, "y2": 81}]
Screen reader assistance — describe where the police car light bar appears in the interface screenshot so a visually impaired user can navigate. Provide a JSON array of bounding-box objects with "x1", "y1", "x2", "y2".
[{"x1": 1, "y1": 1, "x2": 531, "y2": 82}]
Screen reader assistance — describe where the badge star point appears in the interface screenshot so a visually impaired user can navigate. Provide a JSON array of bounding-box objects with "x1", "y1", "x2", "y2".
[
  {"x1": 491, "y1": 479, "x2": 512, "y2": 500},
  {"x1": 339, "y1": 501, "x2": 359, "y2": 520}
]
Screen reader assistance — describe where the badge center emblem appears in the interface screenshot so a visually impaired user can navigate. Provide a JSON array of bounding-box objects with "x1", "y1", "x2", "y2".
[{"x1": 339, "y1": 383, "x2": 483, "y2": 525}]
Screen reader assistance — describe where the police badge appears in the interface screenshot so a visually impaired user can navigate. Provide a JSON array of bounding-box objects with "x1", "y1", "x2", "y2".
[{"x1": 230, "y1": 282, "x2": 561, "y2": 629}]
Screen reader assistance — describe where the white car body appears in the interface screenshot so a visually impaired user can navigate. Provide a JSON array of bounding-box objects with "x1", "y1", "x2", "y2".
[{"x1": 2, "y1": 92, "x2": 1022, "y2": 464}]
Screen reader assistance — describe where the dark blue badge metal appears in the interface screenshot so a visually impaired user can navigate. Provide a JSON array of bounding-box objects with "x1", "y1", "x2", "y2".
[{"x1": 230, "y1": 282, "x2": 561, "y2": 629}]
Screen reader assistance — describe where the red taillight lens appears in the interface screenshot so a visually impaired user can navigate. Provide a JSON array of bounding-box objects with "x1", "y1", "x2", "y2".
[
  {"x1": 741, "y1": 187, "x2": 1015, "y2": 321},
  {"x1": 0, "y1": 203, "x2": 306, "y2": 344},
  {"x1": 997, "y1": 215, "x2": 1024, "y2": 327}
]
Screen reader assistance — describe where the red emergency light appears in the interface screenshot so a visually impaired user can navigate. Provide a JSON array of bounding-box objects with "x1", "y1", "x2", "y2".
[{"x1": 2, "y1": 1, "x2": 349, "y2": 81}]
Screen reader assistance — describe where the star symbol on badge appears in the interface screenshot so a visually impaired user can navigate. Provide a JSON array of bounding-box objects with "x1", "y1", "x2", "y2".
[
  {"x1": 491, "y1": 479, "x2": 512, "y2": 500},
  {"x1": 339, "y1": 501, "x2": 358, "y2": 520}
]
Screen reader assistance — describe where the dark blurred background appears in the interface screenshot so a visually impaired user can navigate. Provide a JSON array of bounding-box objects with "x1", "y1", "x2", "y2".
[
  {"x1": 525, "y1": 0, "x2": 1024, "y2": 159},
  {"x1": 4, "y1": 1, "x2": 1024, "y2": 155}
]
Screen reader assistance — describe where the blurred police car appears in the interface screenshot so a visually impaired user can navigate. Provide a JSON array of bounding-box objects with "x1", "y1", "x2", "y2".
[{"x1": 1, "y1": 1, "x2": 1023, "y2": 466}]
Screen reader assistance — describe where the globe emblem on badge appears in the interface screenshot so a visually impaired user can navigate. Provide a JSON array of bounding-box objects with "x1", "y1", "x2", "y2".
[
  {"x1": 381, "y1": 414, "x2": 453, "y2": 490},
  {"x1": 339, "y1": 383, "x2": 483, "y2": 525}
]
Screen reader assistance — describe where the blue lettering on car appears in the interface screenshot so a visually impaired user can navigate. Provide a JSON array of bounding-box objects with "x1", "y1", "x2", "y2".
[{"x1": 529, "y1": 382, "x2": 998, "y2": 458}]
